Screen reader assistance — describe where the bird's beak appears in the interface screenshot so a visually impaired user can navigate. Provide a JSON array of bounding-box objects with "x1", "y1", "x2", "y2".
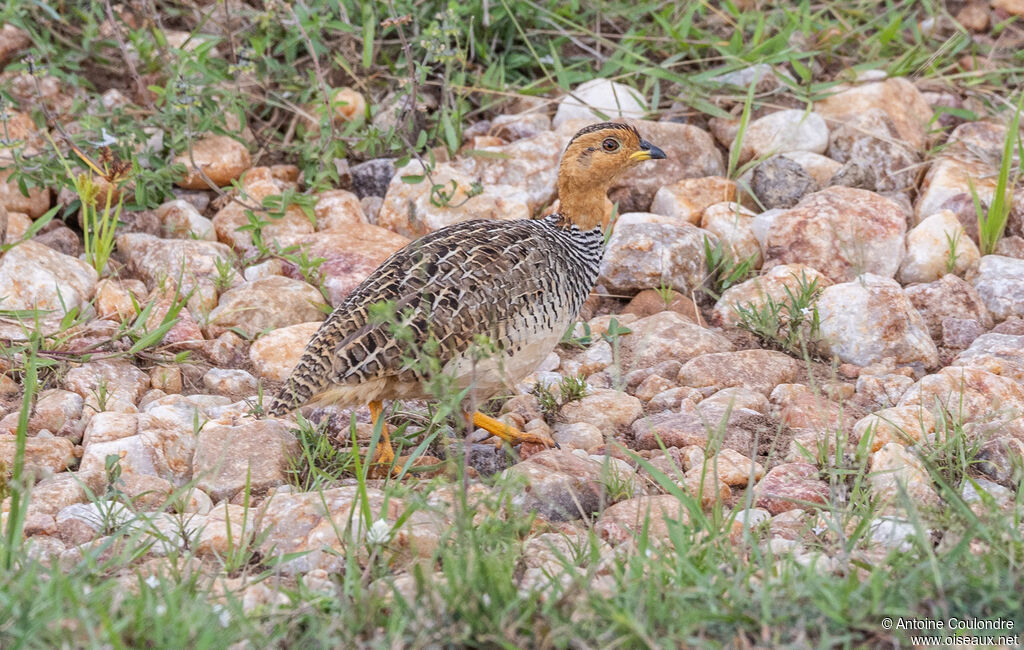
[{"x1": 631, "y1": 140, "x2": 667, "y2": 162}]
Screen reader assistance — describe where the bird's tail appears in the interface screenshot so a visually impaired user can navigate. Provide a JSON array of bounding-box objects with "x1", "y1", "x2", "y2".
[{"x1": 265, "y1": 376, "x2": 313, "y2": 416}]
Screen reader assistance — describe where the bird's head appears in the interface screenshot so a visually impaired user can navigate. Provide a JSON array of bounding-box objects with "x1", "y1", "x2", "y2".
[{"x1": 556, "y1": 122, "x2": 666, "y2": 230}]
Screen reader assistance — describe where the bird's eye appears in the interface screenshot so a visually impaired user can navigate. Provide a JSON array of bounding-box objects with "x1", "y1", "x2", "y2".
[{"x1": 602, "y1": 138, "x2": 619, "y2": 152}]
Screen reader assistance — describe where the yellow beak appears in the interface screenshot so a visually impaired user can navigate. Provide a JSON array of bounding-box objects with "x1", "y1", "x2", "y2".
[{"x1": 630, "y1": 140, "x2": 667, "y2": 162}]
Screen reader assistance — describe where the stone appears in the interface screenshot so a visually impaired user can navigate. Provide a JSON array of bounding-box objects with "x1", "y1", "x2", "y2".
[
  {"x1": 599, "y1": 213, "x2": 714, "y2": 295},
  {"x1": 632, "y1": 407, "x2": 774, "y2": 454},
  {"x1": 150, "y1": 366, "x2": 183, "y2": 394},
  {"x1": 206, "y1": 275, "x2": 326, "y2": 339},
  {"x1": 94, "y1": 278, "x2": 147, "y2": 322},
  {"x1": 700, "y1": 202, "x2": 761, "y2": 266},
  {"x1": 489, "y1": 113, "x2": 551, "y2": 142},
  {"x1": 941, "y1": 318, "x2": 986, "y2": 349},
  {"x1": 776, "y1": 151, "x2": 843, "y2": 186},
  {"x1": 0, "y1": 240, "x2": 97, "y2": 314},
  {"x1": 552, "y1": 79, "x2": 647, "y2": 128},
  {"x1": 648, "y1": 387, "x2": 703, "y2": 412},
  {"x1": 195, "y1": 503, "x2": 251, "y2": 557},
  {"x1": 898, "y1": 366, "x2": 1024, "y2": 439},
  {"x1": 687, "y1": 448, "x2": 764, "y2": 486},
  {"x1": 649, "y1": 176, "x2": 736, "y2": 225},
  {"x1": 853, "y1": 406, "x2": 936, "y2": 452},
  {"x1": 193, "y1": 419, "x2": 299, "y2": 502},
  {"x1": 313, "y1": 190, "x2": 366, "y2": 230},
  {"x1": 551, "y1": 422, "x2": 603, "y2": 450},
  {"x1": 273, "y1": 226, "x2": 410, "y2": 305},
  {"x1": 762, "y1": 187, "x2": 907, "y2": 283},
  {"x1": 377, "y1": 159, "x2": 530, "y2": 239},
  {"x1": 677, "y1": 349, "x2": 803, "y2": 396},
  {"x1": 994, "y1": 0, "x2": 1024, "y2": 17},
  {"x1": 701, "y1": 386, "x2": 770, "y2": 414},
  {"x1": 578, "y1": 339, "x2": 613, "y2": 376},
  {"x1": 596, "y1": 494, "x2": 698, "y2": 546},
  {"x1": 814, "y1": 78, "x2": 934, "y2": 153},
  {"x1": 0, "y1": 169, "x2": 50, "y2": 219},
  {"x1": 914, "y1": 122, "x2": 1007, "y2": 227},
  {"x1": 116, "y1": 233, "x2": 236, "y2": 309},
  {"x1": 0, "y1": 434, "x2": 75, "y2": 480},
  {"x1": 254, "y1": 486, "x2": 446, "y2": 574},
  {"x1": 0, "y1": 24, "x2": 30, "y2": 67},
  {"x1": 995, "y1": 236, "x2": 1024, "y2": 259},
  {"x1": 750, "y1": 155, "x2": 817, "y2": 209},
  {"x1": 320, "y1": 86, "x2": 366, "y2": 125},
  {"x1": 202, "y1": 368, "x2": 258, "y2": 396},
  {"x1": 621, "y1": 311, "x2": 735, "y2": 369},
  {"x1": 28, "y1": 389, "x2": 85, "y2": 442},
  {"x1": 349, "y1": 158, "x2": 396, "y2": 200},
  {"x1": 772, "y1": 383, "x2": 860, "y2": 434},
  {"x1": 174, "y1": 134, "x2": 252, "y2": 189},
  {"x1": 816, "y1": 274, "x2": 939, "y2": 369},
  {"x1": 904, "y1": 273, "x2": 993, "y2": 339},
  {"x1": 559, "y1": 390, "x2": 642, "y2": 432},
  {"x1": 732, "y1": 109, "x2": 829, "y2": 166},
  {"x1": 620, "y1": 289, "x2": 698, "y2": 321},
  {"x1": 754, "y1": 463, "x2": 830, "y2": 514},
  {"x1": 211, "y1": 168, "x2": 313, "y2": 252},
  {"x1": 869, "y1": 443, "x2": 940, "y2": 509},
  {"x1": 972, "y1": 255, "x2": 1024, "y2": 321},
  {"x1": 956, "y1": 3, "x2": 989, "y2": 31},
  {"x1": 154, "y1": 199, "x2": 216, "y2": 240},
  {"x1": 249, "y1": 321, "x2": 320, "y2": 381},
  {"x1": 855, "y1": 373, "x2": 915, "y2": 410},
  {"x1": 898, "y1": 210, "x2": 980, "y2": 283},
  {"x1": 454, "y1": 130, "x2": 564, "y2": 212},
  {"x1": 952, "y1": 333, "x2": 1024, "y2": 382},
  {"x1": 976, "y1": 437, "x2": 1024, "y2": 485},
  {"x1": 825, "y1": 108, "x2": 921, "y2": 193},
  {"x1": 503, "y1": 449, "x2": 620, "y2": 521},
  {"x1": 20, "y1": 473, "x2": 90, "y2": 517},
  {"x1": 64, "y1": 359, "x2": 150, "y2": 414},
  {"x1": 79, "y1": 414, "x2": 197, "y2": 487},
  {"x1": 712, "y1": 263, "x2": 831, "y2": 328}
]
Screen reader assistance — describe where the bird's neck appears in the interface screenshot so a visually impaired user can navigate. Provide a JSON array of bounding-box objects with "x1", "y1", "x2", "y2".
[{"x1": 556, "y1": 176, "x2": 612, "y2": 231}]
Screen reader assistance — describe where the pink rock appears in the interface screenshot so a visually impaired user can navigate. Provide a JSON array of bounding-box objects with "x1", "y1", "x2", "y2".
[
  {"x1": 174, "y1": 134, "x2": 252, "y2": 189},
  {"x1": 755, "y1": 462, "x2": 830, "y2": 514}
]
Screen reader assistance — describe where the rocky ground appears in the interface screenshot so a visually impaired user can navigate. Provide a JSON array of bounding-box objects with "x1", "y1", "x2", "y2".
[{"x1": 2, "y1": 4, "x2": 1024, "y2": 640}]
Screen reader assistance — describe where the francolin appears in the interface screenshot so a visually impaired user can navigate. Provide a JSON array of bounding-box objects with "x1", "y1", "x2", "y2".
[{"x1": 268, "y1": 122, "x2": 666, "y2": 470}]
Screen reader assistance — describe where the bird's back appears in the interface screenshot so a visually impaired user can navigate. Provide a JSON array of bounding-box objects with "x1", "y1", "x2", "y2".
[{"x1": 267, "y1": 215, "x2": 603, "y2": 415}]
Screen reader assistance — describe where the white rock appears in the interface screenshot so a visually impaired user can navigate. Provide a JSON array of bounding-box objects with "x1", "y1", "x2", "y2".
[
  {"x1": 553, "y1": 79, "x2": 647, "y2": 128},
  {"x1": 816, "y1": 274, "x2": 938, "y2": 368},
  {"x1": 971, "y1": 255, "x2": 1024, "y2": 321},
  {"x1": 733, "y1": 109, "x2": 828, "y2": 165},
  {"x1": 897, "y1": 210, "x2": 979, "y2": 283}
]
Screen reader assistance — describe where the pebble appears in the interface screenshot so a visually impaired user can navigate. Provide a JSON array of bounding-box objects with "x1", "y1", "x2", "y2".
[
  {"x1": 599, "y1": 213, "x2": 715, "y2": 295},
  {"x1": 174, "y1": 134, "x2": 252, "y2": 189}
]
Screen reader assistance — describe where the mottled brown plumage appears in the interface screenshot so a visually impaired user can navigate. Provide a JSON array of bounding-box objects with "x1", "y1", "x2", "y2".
[{"x1": 268, "y1": 122, "x2": 665, "y2": 466}]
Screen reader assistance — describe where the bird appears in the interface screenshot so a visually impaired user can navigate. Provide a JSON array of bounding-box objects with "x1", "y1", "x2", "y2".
[{"x1": 267, "y1": 121, "x2": 666, "y2": 471}]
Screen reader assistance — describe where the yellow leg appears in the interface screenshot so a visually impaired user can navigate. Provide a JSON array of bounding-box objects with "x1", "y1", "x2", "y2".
[
  {"x1": 368, "y1": 400, "x2": 395, "y2": 469},
  {"x1": 469, "y1": 411, "x2": 558, "y2": 448}
]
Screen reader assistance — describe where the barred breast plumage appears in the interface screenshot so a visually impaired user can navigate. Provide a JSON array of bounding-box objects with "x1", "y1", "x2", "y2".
[{"x1": 266, "y1": 214, "x2": 603, "y2": 415}]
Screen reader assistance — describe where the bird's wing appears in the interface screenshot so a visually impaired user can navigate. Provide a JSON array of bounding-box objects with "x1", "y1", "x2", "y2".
[{"x1": 267, "y1": 219, "x2": 556, "y2": 414}]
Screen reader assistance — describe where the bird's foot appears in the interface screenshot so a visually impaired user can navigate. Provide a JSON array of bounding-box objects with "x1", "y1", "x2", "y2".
[{"x1": 469, "y1": 411, "x2": 559, "y2": 449}]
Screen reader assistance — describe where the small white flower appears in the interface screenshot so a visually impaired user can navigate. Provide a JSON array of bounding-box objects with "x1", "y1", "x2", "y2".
[
  {"x1": 212, "y1": 604, "x2": 231, "y2": 628},
  {"x1": 800, "y1": 307, "x2": 813, "y2": 318},
  {"x1": 144, "y1": 575, "x2": 160, "y2": 589},
  {"x1": 367, "y1": 518, "x2": 392, "y2": 545},
  {"x1": 155, "y1": 604, "x2": 167, "y2": 616},
  {"x1": 481, "y1": 594, "x2": 492, "y2": 607}
]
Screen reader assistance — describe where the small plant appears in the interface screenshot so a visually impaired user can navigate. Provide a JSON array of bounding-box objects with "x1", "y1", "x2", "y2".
[
  {"x1": 654, "y1": 280, "x2": 676, "y2": 307},
  {"x1": 944, "y1": 229, "x2": 963, "y2": 275},
  {"x1": 734, "y1": 272, "x2": 822, "y2": 355},
  {"x1": 970, "y1": 93, "x2": 1023, "y2": 256},
  {"x1": 287, "y1": 413, "x2": 354, "y2": 491},
  {"x1": 533, "y1": 374, "x2": 589, "y2": 421},
  {"x1": 213, "y1": 256, "x2": 237, "y2": 292},
  {"x1": 702, "y1": 236, "x2": 758, "y2": 300},
  {"x1": 602, "y1": 317, "x2": 632, "y2": 388},
  {"x1": 560, "y1": 322, "x2": 592, "y2": 349}
]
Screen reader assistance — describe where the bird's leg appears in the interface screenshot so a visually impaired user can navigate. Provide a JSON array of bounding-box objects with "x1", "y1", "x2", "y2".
[
  {"x1": 368, "y1": 400, "x2": 395, "y2": 469},
  {"x1": 468, "y1": 411, "x2": 558, "y2": 449}
]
